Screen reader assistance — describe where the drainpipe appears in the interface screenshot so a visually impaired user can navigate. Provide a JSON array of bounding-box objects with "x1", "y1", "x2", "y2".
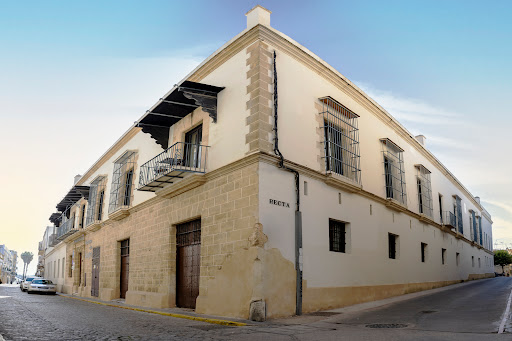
[{"x1": 272, "y1": 51, "x2": 303, "y2": 316}]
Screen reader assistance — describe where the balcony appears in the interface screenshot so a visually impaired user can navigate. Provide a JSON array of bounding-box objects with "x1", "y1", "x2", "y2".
[
  {"x1": 49, "y1": 233, "x2": 59, "y2": 247},
  {"x1": 56, "y1": 218, "x2": 78, "y2": 241},
  {"x1": 442, "y1": 211, "x2": 457, "y2": 230},
  {"x1": 138, "y1": 142, "x2": 209, "y2": 192}
]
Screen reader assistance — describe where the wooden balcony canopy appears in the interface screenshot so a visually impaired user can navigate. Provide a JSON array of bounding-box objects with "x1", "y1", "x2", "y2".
[
  {"x1": 137, "y1": 81, "x2": 224, "y2": 149},
  {"x1": 49, "y1": 213, "x2": 61, "y2": 224},
  {"x1": 56, "y1": 186, "x2": 90, "y2": 212}
]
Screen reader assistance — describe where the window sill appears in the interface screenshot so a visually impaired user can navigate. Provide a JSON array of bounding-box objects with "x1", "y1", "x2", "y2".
[
  {"x1": 385, "y1": 198, "x2": 407, "y2": 212},
  {"x1": 109, "y1": 208, "x2": 130, "y2": 221},
  {"x1": 324, "y1": 172, "x2": 362, "y2": 193}
]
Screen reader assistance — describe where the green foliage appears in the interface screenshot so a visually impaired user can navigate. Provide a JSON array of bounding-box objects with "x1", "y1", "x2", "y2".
[{"x1": 494, "y1": 250, "x2": 512, "y2": 272}]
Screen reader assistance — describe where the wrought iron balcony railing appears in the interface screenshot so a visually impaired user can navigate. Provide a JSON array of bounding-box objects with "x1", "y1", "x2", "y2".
[
  {"x1": 442, "y1": 211, "x2": 457, "y2": 230},
  {"x1": 138, "y1": 142, "x2": 209, "y2": 192},
  {"x1": 56, "y1": 216, "x2": 78, "y2": 241}
]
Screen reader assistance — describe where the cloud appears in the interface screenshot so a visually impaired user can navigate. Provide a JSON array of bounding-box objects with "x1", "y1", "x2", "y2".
[{"x1": 357, "y1": 82, "x2": 465, "y2": 126}]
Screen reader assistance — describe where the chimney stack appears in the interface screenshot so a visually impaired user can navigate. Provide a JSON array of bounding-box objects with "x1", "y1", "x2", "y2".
[
  {"x1": 475, "y1": 196, "x2": 481, "y2": 204},
  {"x1": 415, "y1": 135, "x2": 426, "y2": 146},
  {"x1": 246, "y1": 5, "x2": 271, "y2": 29},
  {"x1": 74, "y1": 174, "x2": 82, "y2": 185}
]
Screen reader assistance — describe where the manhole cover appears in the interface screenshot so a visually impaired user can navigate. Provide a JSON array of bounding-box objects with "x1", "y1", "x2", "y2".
[
  {"x1": 366, "y1": 323, "x2": 408, "y2": 329},
  {"x1": 421, "y1": 310, "x2": 437, "y2": 314},
  {"x1": 308, "y1": 312, "x2": 341, "y2": 317}
]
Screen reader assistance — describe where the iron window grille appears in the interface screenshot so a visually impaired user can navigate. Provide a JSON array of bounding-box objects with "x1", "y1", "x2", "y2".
[
  {"x1": 469, "y1": 211, "x2": 475, "y2": 241},
  {"x1": 176, "y1": 219, "x2": 201, "y2": 247},
  {"x1": 319, "y1": 97, "x2": 361, "y2": 184},
  {"x1": 415, "y1": 165, "x2": 433, "y2": 218},
  {"x1": 453, "y1": 195, "x2": 463, "y2": 234},
  {"x1": 86, "y1": 175, "x2": 107, "y2": 226},
  {"x1": 329, "y1": 219, "x2": 346, "y2": 253},
  {"x1": 109, "y1": 151, "x2": 137, "y2": 214},
  {"x1": 380, "y1": 138, "x2": 407, "y2": 205}
]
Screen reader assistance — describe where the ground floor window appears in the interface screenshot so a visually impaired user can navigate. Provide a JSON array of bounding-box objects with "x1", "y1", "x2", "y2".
[
  {"x1": 329, "y1": 219, "x2": 346, "y2": 253},
  {"x1": 389, "y1": 233, "x2": 399, "y2": 259}
]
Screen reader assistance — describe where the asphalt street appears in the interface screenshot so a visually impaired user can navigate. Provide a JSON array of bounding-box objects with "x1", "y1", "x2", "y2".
[{"x1": 0, "y1": 278, "x2": 511, "y2": 340}]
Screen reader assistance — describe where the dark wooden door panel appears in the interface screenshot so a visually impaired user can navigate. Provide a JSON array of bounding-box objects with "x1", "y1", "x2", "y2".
[
  {"x1": 176, "y1": 219, "x2": 201, "y2": 309},
  {"x1": 120, "y1": 239, "x2": 130, "y2": 299},
  {"x1": 91, "y1": 247, "x2": 100, "y2": 297}
]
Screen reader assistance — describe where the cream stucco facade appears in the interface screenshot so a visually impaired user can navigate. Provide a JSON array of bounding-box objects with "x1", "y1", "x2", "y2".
[{"x1": 37, "y1": 6, "x2": 494, "y2": 320}]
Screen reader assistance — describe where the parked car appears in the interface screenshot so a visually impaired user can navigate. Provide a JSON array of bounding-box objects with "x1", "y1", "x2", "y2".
[
  {"x1": 20, "y1": 276, "x2": 42, "y2": 291},
  {"x1": 27, "y1": 279, "x2": 56, "y2": 295}
]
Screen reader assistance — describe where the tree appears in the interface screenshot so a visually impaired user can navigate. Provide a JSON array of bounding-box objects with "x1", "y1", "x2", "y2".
[
  {"x1": 494, "y1": 250, "x2": 512, "y2": 274},
  {"x1": 20, "y1": 252, "x2": 33, "y2": 280}
]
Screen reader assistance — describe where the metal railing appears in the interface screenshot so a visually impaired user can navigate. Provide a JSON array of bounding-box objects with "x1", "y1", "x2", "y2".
[
  {"x1": 442, "y1": 211, "x2": 457, "y2": 229},
  {"x1": 138, "y1": 142, "x2": 209, "y2": 191}
]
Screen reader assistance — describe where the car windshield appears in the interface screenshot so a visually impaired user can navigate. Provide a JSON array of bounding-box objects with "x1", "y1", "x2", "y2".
[
  {"x1": 26, "y1": 278, "x2": 37, "y2": 282},
  {"x1": 32, "y1": 280, "x2": 53, "y2": 285}
]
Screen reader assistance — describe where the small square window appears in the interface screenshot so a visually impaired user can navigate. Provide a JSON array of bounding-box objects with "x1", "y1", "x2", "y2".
[{"x1": 329, "y1": 219, "x2": 346, "y2": 253}]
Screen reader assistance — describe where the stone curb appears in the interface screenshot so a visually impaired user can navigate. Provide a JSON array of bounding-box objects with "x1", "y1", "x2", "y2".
[{"x1": 58, "y1": 294, "x2": 247, "y2": 327}]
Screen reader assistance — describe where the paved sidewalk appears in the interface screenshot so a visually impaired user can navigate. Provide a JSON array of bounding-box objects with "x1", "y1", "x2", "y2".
[{"x1": 57, "y1": 292, "x2": 251, "y2": 326}]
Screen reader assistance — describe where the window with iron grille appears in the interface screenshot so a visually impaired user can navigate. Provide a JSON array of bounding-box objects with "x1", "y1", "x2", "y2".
[
  {"x1": 415, "y1": 165, "x2": 433, "y2": 218},
  {"x1": 329, "y1": 219, "x2": 346, "y2": 253},
  {"x1": 86, "y1": 175, "x2": 107, "y2": 226},
  {"x1": 381, "y1": 139, "x2": 407, "y2": 205},
  {"x1": 109, "y1": 151, "x2": 137, "y2": 214},
  {"x1": 176, "y1": 219, "x2": 201, "y2": 247},
  {"x1": 388, "y1": 233, "x2": 398, "y2": 259},
  {"x1": 319, "y1": 97, "x2": 361, "y2": 184}
]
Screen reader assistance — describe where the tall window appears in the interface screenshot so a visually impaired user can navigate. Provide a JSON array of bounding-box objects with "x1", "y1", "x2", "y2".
[
  {"x1": 438, "y1": 194, "x2": 443, "y2": 223},
  {"x1": 79, "y1": 204, "x2": 86, "y2": 229},
  {"x1": 109, "y1": 151, "x2": 137, "y2": 213},
  {"x1": 86, "y1": 176, "x2": 107, "y2": 226},
  {"x1": 388, "y1": 233, "x2": 399, "y2": 259},
  {"x1": 469, "y1": 211, "x2": 475, "y2": 241},
  {"x1": 381, "y1": 139, "x2": 407, "y2": 205},
  {"x1": 184, "y1": 125, "x2": 203, "y2": 169},
  {"x1": 319, "y1": 96, "x2": 361, "y2": 183},
  {"x1": 442, "y1": 249, "x2": 446, "y2": 265},
  {"x1": 453, "y1": 196, "x2": 463, "y2": 234},
  {"x1": 415, "y1": 165, "x2": 433, "y2": 217},
  {"x1": 421, "y1": 243, "x2": 427, "y2": 262},
  {"x1": 329, "y1": 219, "x2": 346, "y2": 253}
]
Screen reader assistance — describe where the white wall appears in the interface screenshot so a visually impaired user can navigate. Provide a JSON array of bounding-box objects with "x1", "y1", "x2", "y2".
[
  {"x1": 265, "y1": 42, "x2": 491, "y2": 248},
  {"x1": 43, "y1": 242, "x2": 66, "y2": 291},
  {"x1": 259, "y1": 162, "x2": 493, "y2": 288}
]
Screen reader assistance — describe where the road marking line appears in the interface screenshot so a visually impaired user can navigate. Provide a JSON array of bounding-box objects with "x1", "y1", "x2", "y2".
[
  {"x1": 498, "y1": 287, "x2": 512, "y2": 334},
  {"x1": 59, "y1": 295, "x2": 247, "y2": 327}
]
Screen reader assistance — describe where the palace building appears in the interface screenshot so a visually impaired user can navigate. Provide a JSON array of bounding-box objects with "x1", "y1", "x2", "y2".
[{"x1": 39, "y1": 6, "x2": 494, "y2": 320}]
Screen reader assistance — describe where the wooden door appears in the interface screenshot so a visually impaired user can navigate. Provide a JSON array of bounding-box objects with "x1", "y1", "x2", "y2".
[
  {"x1": 120, "y1": 239, "x2": 130, "y2": 299},
  {"x1": 91, "y1": 247, "x2": 100, "y2": 297},
  {"x1": 78, "y1": 253, "x2": 82, "y2": 286},
  {"x1": 176, "y1": 219, "x2": 201, "y2": 309}
]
